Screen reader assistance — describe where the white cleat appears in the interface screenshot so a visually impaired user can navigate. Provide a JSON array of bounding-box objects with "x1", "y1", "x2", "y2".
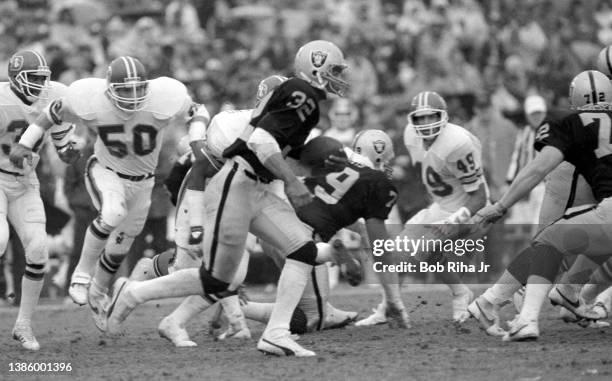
[
  {"x1": 88, "y1": 286, "x2": 110, "y2": 332},
  {"x1": 386, "y1": 302, "x2": 411, "y2": 329},
  {"x1": 576, "y1": 301, "x2": 609, "y2": 322},
  {"x1": 68, "y1": 282, "x2": 89, "y2": 306},
  {"x1": 257, "y1": 332, "x2": 315, "y2": 357},
  {"x1": 13, "y1": 322, "x2": 40, "y2": 351},
  {"x1": 323, "y1": 305, "x2": 359, "y2": 330},
  {"x1": 355, "y1": 303, "x2": 387, "y2": 327},
  {"x1": 158, "y1": 316, "x2": 197, "y2": 347},
  {"x1": 106, "y1": 278, "x2": 137, "y2": 334},
  {"x1": 452, "y1": 288, "x2": 474, "y2": 323},
  {"x1": 130, "y1": 257, "x2": 155, "y2": 281},
  {"x1": 503, "y1": 316, "x2": 539, "y2": 342},
  {"x1": 467, "y1": 296, "x2": 506, "y2": 336}
]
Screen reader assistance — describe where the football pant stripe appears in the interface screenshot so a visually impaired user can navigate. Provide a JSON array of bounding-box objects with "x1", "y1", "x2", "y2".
[
  {"x1": 564, "y1": 168, "x2": 580, "y2": 210},
  {"x1": 85, "y1": 157, "x2": 103, "y2": 210},
  {"x1": 208, "y1": 162, "x2": 238, "y2": 271},
  {"x1": 606, "y1": 47, "x2": 612, "y2": 77}
]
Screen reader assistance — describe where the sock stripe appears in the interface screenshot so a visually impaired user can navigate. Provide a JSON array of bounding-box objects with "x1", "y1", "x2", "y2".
[
  {"x1": 152, "y1": 254, "x2": 163, "y2": 277},
  {"x1": 100, "y1": 253, "x2": 122, "y2": 274},
  {"x1": 26, "y1": 262, "x2": 45, "y2": 270},
  {"x1": 24, "y1": 270, "x2": 45, "y2": 280},
  {"x1": 311, "y1": 268, "x2": 324, "y2": 331},
  {"x1": 90, "y1": 222, "x2": 110, "y2": 240}
]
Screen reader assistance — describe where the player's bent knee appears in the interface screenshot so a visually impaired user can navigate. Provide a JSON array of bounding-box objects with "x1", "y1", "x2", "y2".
[
  {"x1": 24, "y1": 234, "x2": 48, "y2": 264},
  {"x1": 100, "y1": 202, "x2": 128, "y2": 228},
  {"x1": 199, "y1": 265, "x2": 233, "y2": 297},
  {"x1": 286, "y1": 241, "x2": 317, "y2": 266}
]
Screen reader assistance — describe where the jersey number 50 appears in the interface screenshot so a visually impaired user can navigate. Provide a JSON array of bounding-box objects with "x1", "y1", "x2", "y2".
[{"x1": 98, "y1": 124, "x2": 157, "y2": 158}]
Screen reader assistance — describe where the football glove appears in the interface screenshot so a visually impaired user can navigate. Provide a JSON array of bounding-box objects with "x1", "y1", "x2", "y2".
[
  {"x1": 57, "y1": 142, "x2": 81, "y2": 164},
  {"x1": 472, "y1": 202, "x2": 507, "y2": 226},
  {"x1": 9, "y1": 143, "x2": 33, "y2": 169}
]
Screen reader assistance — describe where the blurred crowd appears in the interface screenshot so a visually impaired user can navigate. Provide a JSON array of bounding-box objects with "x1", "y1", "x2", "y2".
[{"x1": 1, "y1": 0, "x2": 610, "y2": 301}]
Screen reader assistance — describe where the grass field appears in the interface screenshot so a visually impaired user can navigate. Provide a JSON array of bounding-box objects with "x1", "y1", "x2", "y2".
[{"x1": 1, "y1": 285, "x2": 611, "y2": 381}]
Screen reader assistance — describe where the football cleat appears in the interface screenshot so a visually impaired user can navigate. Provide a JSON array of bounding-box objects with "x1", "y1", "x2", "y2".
[
  {"x1": 106, "y1": 278, "x2": 138, "y2": 334},
  {"x1": 503, "y1": 316, "x2": 539, "y2": 342},
  {"x1": 467, "y1": 296, "x2": 506, "y2": 336},
  {"x1": 257, "y1": 332, "x2": 315, "y2": 357},
  {"x1": 331, "y1": 239, "x2": 362, "y2": 286},
  {"x1": 386, "y1": 302, "x2": 411, "y2": 329},
  {"x1": 158, "y1": 316, "x2": 197, "y2": 347},
  {"x1": 576, "y1": 301, "x2": 609, "y2": 322},
  {"x1": 88, "y1": 284, "x2": 110, "y2": 332},
  {"x1": 452, "y1": 288, "x2": 474, "y2": 323},
  {"x1": 68, "y1": 274, "x2": 90, "y2": 306},
  {"x1": 130, "y1": 257, "x2": 155, "y2": 281},
  {"x1": 12, "y1": 321, "x2": 40, "y2": 351},
  {"x1": 323, "y1": 304, "x2": 358, "y2": 330},
  {"x1": 355, "y1": 302, "x2": 387, "y2": 327},
  {"x1": 548, "y1": 286, "x2": 582, "y2": 317},
  {"x1": 559, "y1": 306, "x2": 579, "y2": 323}
]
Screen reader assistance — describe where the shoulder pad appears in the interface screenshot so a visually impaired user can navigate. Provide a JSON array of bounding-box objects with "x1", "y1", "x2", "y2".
[
  {"x1": 440, "y1": 123, "x2": 481, "y2": 159},
  {"x1": 278, "y1": 77, "x2": 321, "y2": 99},
  {"x1": 146, "y1": 77, "x2": 190, "y2": 120},
  {"x1": 66, "y1": 78, "x2": 108, "y2": 120},
  {"x1": 46, "y1": 81, "x2": 69, "y2": 100}
]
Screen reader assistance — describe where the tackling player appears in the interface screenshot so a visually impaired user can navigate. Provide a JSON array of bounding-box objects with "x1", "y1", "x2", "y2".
[
  {"x1": 0, "y1": 50, "x2": 76, "y2": 350},
  {"x1": 470, "y1": 70, "x2": 612, "y2": 341},
  {"x1": 357, "y1": 91, "x2": 488, "y2": 326},
  {"x1": 10, "y1": 56, "x2": 210, "y2": 331},
  {"x1": 106, "y1": 40, "x2": 351, "y2": 357}
]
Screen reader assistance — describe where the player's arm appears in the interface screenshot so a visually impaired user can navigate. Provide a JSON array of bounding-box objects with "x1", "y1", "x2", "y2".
[
  {"x1": 246, "y1": 127, "x2": 313, "y2": 208},
  {"x1": 185, "y1": 103, "x2": 211, "y2": 162}
]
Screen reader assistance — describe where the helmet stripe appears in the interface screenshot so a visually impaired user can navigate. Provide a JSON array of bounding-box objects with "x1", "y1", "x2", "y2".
[
  {"x1": 27, "y1": 50, "x2": 47, "y2": 67},
  {"x1": 127, "y1": 56, "x2": 138, "y2": 79},
  {"x1": 424, "y1": 91, "x2": 430, "y2": 107},
  {"x1": 120, "y1": 56, "x2": 133, "y2": 79},
  {"x1": 588, "y1": 70, "x2": 598, "y2": 104},
  {"x1": 606, "y1": 46, "x2": 612, "y2": 78}
]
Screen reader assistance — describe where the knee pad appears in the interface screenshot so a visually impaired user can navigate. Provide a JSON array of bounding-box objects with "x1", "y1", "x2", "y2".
[
  {"x1": 507, "y1": 246, "x2": 535, "y2": 285},
  {"x1": 287, "y1": 241, "x2": 317, "y2": 266},
  {"x1": 198, "y1": 265, "x2": 235, "y2": 300},
  {"x1": 100, "y1": 200, "x2": 127, "y2": 228},
  {"x1": 24, "y1": 232, "x2": 48, "y2": 265},
  {"x1": 530, "y1": 243, "x2": 564, "y2": 282}
]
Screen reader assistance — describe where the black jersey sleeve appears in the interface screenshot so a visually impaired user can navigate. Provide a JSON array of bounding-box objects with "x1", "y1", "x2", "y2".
[
  {"x1": 362, "y1": 173, "x2": 398, "y2": 220},
  {"x1": 163, "y1": 154, "x2": 192, "y2": 206},
  {"x1": 534, "y1": 116, "x2": 575, "y2": 157}
]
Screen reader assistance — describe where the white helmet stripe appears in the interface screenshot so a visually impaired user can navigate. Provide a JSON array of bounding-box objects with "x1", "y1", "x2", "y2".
[
  {"x1": 127, "y1": 56, "x2": 138, "y2": 79},
  {"x1": 120, "y1": 56, "x2": 133, "y2": 79}
]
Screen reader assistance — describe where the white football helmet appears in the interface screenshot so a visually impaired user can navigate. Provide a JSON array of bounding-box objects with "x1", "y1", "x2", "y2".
[
  {"x1": 569, "y1": 70, "x2": 612, "y2": 110},
  {"x1": 407, "y1": 91, "x2": 448, "y2": 138},
  {"x1": 351, "y1": 129, "x2": 394, "y2": 177},
  {"x1": 294, "y1": 40, "x2": 349, "y2": 96},
  {"x1": 596, "y1": 45, "x2": 612, "y2": 78}
]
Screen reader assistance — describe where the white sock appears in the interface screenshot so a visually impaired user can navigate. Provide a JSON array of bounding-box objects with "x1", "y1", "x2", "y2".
[
  {"x1": 447, "y1": 283, "x2": 470, "y2": 296},
  {"x1": 297, "y1": 264, "x2": 329, "y2": 326},
  {"x1": 94, "y1": 252, "x2": 124, "y2": 291},
  {"x1": 16, "y1": 277, "x2": 43, "y2": 323},
  {"x1": 482, "y1": 270, "x2": 522, "y2": 305},
  {"x1": 73, "y1": 227, "x2": 108, "y2": 279},
  {"x1": 519, "y1": 276, "x2": 552, "y2": 322},
  {"x1": 594, "y1": 286, "x2": 612, "y2": 311},
  {"x1": 220, "y1": 295, "x2": 247, "y2": 328},
  {"x1": 130, "y1": 268, "x2": 203, "y2": 304},
  {"x1": 264, "y1": 259, "x2": 311, "y2": 338},
  {"x1": 166, "y1": 295, "x2": 211, "y2": 327},
  {"x1": 242, "y1": 301, "x2": 274, "y2": 323},
  {"x1": 185, "y1": 189, "x2": 205, "y2": 227}
]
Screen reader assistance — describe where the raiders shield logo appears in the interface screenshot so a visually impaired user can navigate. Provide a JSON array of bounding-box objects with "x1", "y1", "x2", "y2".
[
  {"x1": 311, "y1": 51, "x2": 328, "y2": 68},
  {"x1": 10, "y1": 56, "x2": 24, "y2": 71},
  {"x1": 373, "y1": 140, "x2": 386, "y2": 154}
]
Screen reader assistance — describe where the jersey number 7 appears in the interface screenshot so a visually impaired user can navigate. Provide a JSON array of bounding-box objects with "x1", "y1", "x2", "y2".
[{"x1": 581, "y1": 113, "x2": 612, "y2": 158}]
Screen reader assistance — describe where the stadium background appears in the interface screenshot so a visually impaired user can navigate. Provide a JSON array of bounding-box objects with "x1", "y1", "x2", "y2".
[{"x1": 1, "y1": 0, "x2": 611, "y2": 303}]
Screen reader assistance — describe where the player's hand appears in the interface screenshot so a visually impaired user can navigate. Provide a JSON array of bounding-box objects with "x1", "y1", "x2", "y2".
[
  {"x1": 189, "y1": 139, "x2": 208, "y2": 162},
  {"x1": 471, "y1": 202, "x2": 507, "y2": 227},
  {"x1": 285, "y1": 179, "x2": 313, "y2": 208},
  {"x1": 9, "y1": 143, "x2": 33, "y2": 169},
  {"x1": 57, "y1": 142, "x2": 81, "y2": 164}
]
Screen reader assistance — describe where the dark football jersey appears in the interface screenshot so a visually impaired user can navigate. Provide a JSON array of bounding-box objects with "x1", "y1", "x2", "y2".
[
  {"x1": 296, "y1": 162, "x2": 398, "y2": 242},
  {"x1": 164, "y1": 155, "x2": 192, "y2": 206},
  {"x1": 534, "y1": 110, "x2": 612, "y2": 201},
  {"x1": 222, "y1": 77, "x2": 326, "y2": 180}
]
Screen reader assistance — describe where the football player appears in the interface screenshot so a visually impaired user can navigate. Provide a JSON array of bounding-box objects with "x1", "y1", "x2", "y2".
[
  {"x1": 470, "y1": 70, "x2": 612, "y2": 341},
  {"x1": 0, "y1": 50, "x2": 76, "y2": 350},
  {"x1": 10, "y1": 56, "x2": 210, "y2": 331},
  {"x1": 357, "y1": 91, "x2": 488, "y2": 326},
  {"x1": 106, "y1": 40, "x2": 350, "y2": 357}
]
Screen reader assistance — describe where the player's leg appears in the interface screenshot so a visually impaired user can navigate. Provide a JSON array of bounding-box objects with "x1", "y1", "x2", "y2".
[
  {"x1": 106, "y1": 162, "x2": 250, "y2": 332},
  {"x1": 70, "y1": 159, "x2": 127, "y2": 305},
  {"x1": 8, "y1": 187, "x2": 47, "y2": 351},
  {"x1": 251, "y1": 192, "x2": 318, "y2": 356},
  {"x1": 506, "y1": 204, "x2": 612, "y2": 341},
  {"x1": 580, "y1": 257, "x2": 612, "y2": 303}
]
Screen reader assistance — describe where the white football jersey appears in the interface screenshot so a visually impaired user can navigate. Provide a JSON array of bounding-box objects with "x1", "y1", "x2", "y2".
[
  {"x1": 205, "y1": 109, "x2": 252, "y2": 163},
  {"x1": 55, "y1": 77, "x2": 193, "y2": 176},
  {"x1": 0, "y1": 81, "x2": 68, "y2": 175},
  {"x1": 404, "y1": 122, "x2": 488, "y2": 212}
]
